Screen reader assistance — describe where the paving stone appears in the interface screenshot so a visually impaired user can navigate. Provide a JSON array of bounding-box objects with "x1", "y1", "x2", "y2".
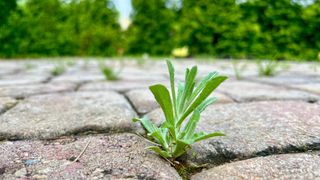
[
  {"x1": 191, "y1": 152, "x2": 320, "y2": 180},
  {"x1": 80, "y1": 80, "x2": 169, "y2": 93},
  {"x1": 147, "y1": 101, "x2": 320, "y2": 166},
  {"x1": 51, "y1": 71, "x2": 105, "y2": 84},
  {"x1": 289, "y1": 83, "x2": 320, "y2": 95},
  {"x1": 0, "y1": 133, "x2": 181, "y2": 179},
  {"x1": 217, "y1": 80, "x2": 319, "y2": 102},
  {"x1": 250, "y1": 74, "x2": 320, "y2": 86},
  {"x1": 0, "y1": 73, "x2": 51, "y2": 86},
  {"x1": 0, "y1": 82, "x2": 76, "y2": 98},
  {"x1": 0, "y1": 91, "x2": 139, "y2": 140},
  {"x1": 0, "y1": 97, "x2": 17, "y2": 114},
  {"x1": 126, "y1": 88, "x2": 234, "y2": 114},
  {"x1": 126, "y1": 89, "x2": 159, "y2": 114}
]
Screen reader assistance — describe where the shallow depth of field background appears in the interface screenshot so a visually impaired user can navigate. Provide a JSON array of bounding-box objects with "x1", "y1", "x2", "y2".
[{"x1": 0, "y1": 0, "x2": 319, "y2": 61}]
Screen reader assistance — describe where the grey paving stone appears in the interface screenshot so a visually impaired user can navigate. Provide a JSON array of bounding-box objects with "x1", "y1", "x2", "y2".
[
  {"x1": 0, "y1": 91, "x2": 139, "y2": 140},
  {"x1": 217, "y1": 80, "x2": 319, "y2": 102},
  {"x1": 80, "y1": 80, "x2": 169, "y2": 93},
  {"x1": 147, "y1": 101, "x2": 320, "y2": 166},
  {"x1": 0, "y1": 97, "x2": 17, "y2": 114},
  {"x1": 0, "y1": 133, "x2": 181, "y2": 180},
  {"x1": 126, "y1": 89, "x2": 159, "y2": 114},
  {"x1": 250, "y1": 74, "x2": 320, "y2": 86},
  {"x1": 191, "y1": 152, "x2": 320, "y2": 180},
  {"x1": 289, "y1": 83, "x2": 320, "y2": 95},
  {"x1": 0, "y1": 82, "x2": 76, "y2": 98},
  {"x1": 51, "y1": 71, "x2": 105, "y2": 83},
  {"x1": 126, "y1": 88, "x2": 234, "y2": 114},
  {"x1": 0, "y1": 73, "x2": 51, "y2": 86}
]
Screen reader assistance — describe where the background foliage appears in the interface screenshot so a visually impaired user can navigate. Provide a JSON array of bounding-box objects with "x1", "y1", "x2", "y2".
[{"x1": 0, "y1": 0, "x2": 319, "y2": 60}]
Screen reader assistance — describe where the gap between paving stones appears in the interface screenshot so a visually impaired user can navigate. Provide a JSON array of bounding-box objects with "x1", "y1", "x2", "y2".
[{"x1": 0, "y1": 98, "x2": 19, "y2": 116}]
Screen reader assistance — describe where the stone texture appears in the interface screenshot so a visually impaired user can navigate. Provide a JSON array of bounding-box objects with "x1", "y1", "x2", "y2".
[
  {"x1": 250, "y1": 74, "x2": 320, "y2": 86},
  {"x1": 126, "y1": 88, "x2": 234, "y2": 114},
  {"x1": 126, "y1": 88, "x2": 159, "y2": 114},
  {"x1": 217, "y1": 80, "x2": 319, "y2": 102},
  {"x1": 0, "y1": 91, "x2": 139, "y2": 140},
  {"x1": 80, "y1": 80, "x2": 169, "y2": 93},
  {"x1": 0, "y1": 73, "x2": 51, "y2": 86},
  {"x1": 0, "y1": 82, "x2": 76, "y2": 98},
  {"x1": 289, "y1": 83, "x2": 320, "y2": 95},
  {"x1": 191, "y1": 152, "x2": 320, "y2": 180},
  {"x1": 51, "y1": 71, "x2": 105, "y2": 84},
  {"x1": 0, "y1": 97, "x2": 17, "y2": 114},
  {"x1": 147, "y1": 101, "x2": 320, "y2": 166},
  {"x1": 0, "y1": 133, "x2": 181, "y2": 179}
]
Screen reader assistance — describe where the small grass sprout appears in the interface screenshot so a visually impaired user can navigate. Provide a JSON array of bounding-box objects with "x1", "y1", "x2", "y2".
[
  {"x1": 231, "y1": 60, "x2": 247, "y2": 80},
  {"x1": 133, "y1": 60, "x2": 227, "y2": 161},
  {"x1": 51, "y1": 63, "x2": 65, "y2": 76},
  {"x1": 24, "y1": 63, "x2": 36, "y2": 70},
  {"x1": 100, "y1": 64, "x2": 121, "y2": 81},
  {"x1": 257, "y1": 60, "x2": 280, "y2": 76}
]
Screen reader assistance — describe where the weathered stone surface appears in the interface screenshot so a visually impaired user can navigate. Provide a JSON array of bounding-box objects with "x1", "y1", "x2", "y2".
[
  {"x1": 0, "y1": 97, "x2": 17, "y2": 114},
  {"x1": 0, "y1": 82, "x2": 76, "y2": 98},
  {"x1": 0, "y1": 73, "x2": 50, "y2": 86},
  {"x1": 0, "y1": 133, "x2": 181, "y2": 179},
  {"x1": 126, "y1": 89, "x2": 159, "y2": 114},
  {"x1": 191, "y1": 152, "x2": 320, "y2": 180},
  {"x1": 0, "y1": 92, "x2": 139, "y2": 140},
  {"x1": 251, "y1": 74, "x2": 320, "y2": 86},
  {"x1": 147, "y1": 101, "x2": 320, "y2": 166},
  {"x1": 51, "y1": 71, "x2": 105, "y2": 83},
  {"x1": 126, "y1": 88, "x2": 234, "y2": 114},
  {"x1": 217, "y1": 80, "x2": 319, "y2": 102},
  {"x1": 210, "y1": 92, "x2": 234, "y2": 104},
  {"x1": 289, "y1": 83, "x2": 320, "y2": 95},
  {"x1": 80, "y1": 80, "x2": 168, "y2": 93}
]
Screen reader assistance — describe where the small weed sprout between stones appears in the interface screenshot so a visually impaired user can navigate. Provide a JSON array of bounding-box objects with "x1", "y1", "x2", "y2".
[
  {"x1": 100, "y1": 64, "x2": 121, "y2": 81},
  {"x1": 257, "y1": 60, "x2": 280, "y2": 77},
  {"x1": 24, "y1": 63, "x2": 36, "y2": 70},
  {"x1": 231, "y1": 60, "x2": 247, "y2": 80},
  {"x1": 133, "y1": 60, "x2": 227, "y2": 161},
  {"x1": 51, "y1": 63, "x2": 65, "y2": 76}
]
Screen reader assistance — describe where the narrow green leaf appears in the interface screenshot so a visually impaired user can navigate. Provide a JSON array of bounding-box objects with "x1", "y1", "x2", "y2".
[
  {"x1": 132, "y1": 117, "x2": 156, "y2": 134},
  {"x1": 173, "y1": 139, "x2": 192, "y2": 158},
  {"x1": 189, "y1": 72, "x2": 217, "y2": 102},
  {"x1": 193, "y1": 132, "x2": 225, "y2": 142},
  {"x1": 176, "y1": 82, "x2": 184, "y2": 115},
  {"x1": 166, "y1": 60, "x2": 177, "y2": 118},
  {"x1": 180, "y1": 109, "x2": 200, "y2": 139},
  {"x1": 179, "y1": 76, "x2": 227, "y2": 122},
  {"x1": 179, "y1": 66, "x2": 197, "y2": 113},
  {"x1": 147, "y1": 146, "x2": 171, "y2": 158},
  {"x1": 197, "y1": 97, "x2": 216, "y2": 113},
  {"x1": 150, "y1": 128, "x2": 169, "y2": 149},
  {"x1": 149, "y1": 84, "x2": 174, "y2": 126}
]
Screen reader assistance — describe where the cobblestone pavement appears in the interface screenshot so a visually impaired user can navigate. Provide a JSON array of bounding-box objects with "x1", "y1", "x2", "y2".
[{"x1": 0, "y1": 59, "x2": 319, "y2": 179}]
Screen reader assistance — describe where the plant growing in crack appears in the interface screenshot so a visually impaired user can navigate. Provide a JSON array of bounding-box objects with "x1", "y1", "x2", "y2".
[
  {"x1": 257, "y1": 60, "x2": 281, "y2": 77},
  {"x1": 51, "y1": 63, "x2": 65, "y2": 76},
  {"x1": 133, "y1": 60, "x2": 227, "y2": 162},
  {"x1": 231, "y1": 60, "x2": 247, "y2": 80},
  {"x1": 100, "y1": 63, "x2": 122, "y2": 81}
]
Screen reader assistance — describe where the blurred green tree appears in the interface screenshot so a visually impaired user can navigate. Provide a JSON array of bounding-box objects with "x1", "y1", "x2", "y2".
[
  {"x1": 240, "y1": 0, "x2": 305, "y2": 60},
  {"x1": 301, "y1": 0, "x2": 320, "y2": 60},
  {"x1": 126, "y1": 0, "x2": 176, "y2": 55},
  {"x1": 0, "y1": 0, "x2": 121, "y2": 57},
  {"x1": 0, "y1": 0, "x2": 17, "y2": 26}
]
